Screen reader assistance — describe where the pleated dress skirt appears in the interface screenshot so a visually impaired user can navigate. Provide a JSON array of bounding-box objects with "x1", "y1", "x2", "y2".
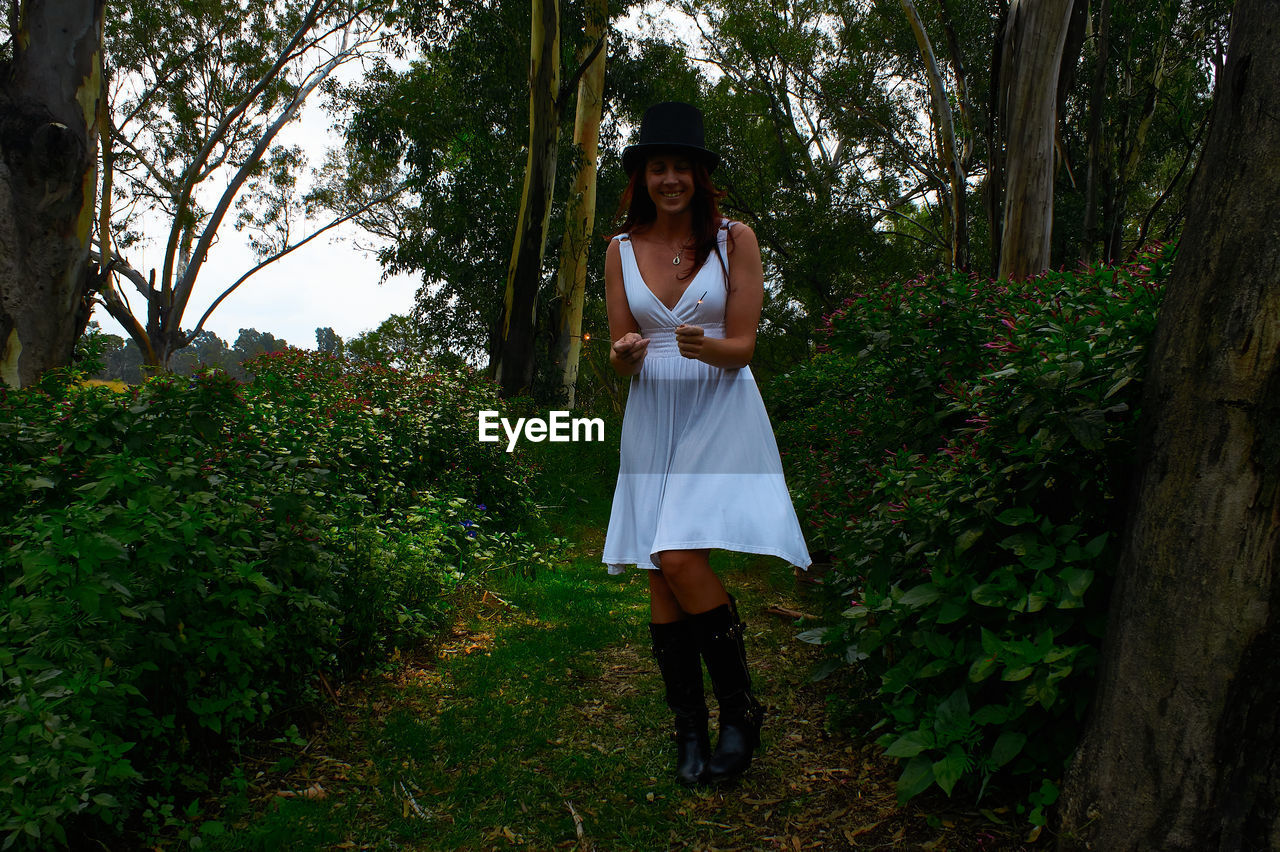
[{"x1": 601, "y1": 227, "x2": 811, "y2": 575}]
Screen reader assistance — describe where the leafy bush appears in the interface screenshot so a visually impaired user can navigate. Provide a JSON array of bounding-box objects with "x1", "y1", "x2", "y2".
[
  {"x1": 771, "y1": 246, "x2": 1173, "y2": 810},
  {"x1": 0, "y1": 352, "x2": 543, "y2": 848}
]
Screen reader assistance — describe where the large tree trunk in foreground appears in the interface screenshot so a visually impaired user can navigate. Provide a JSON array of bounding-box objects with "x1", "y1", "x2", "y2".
[
  {"x1": 1058, "y1": 1, "x2": 1280, "y2": 848},
  {"x1": 494, "y1": 0, "x2": 561, "y2": 398},
  {"x1": 0, "y1": 0, "x2": 105, "y2": 387},
  {"x1": 550, "y1": 0, "x2": 605, "y2": 409},
  {"x1": 997, "y1": 0, "x2": 1074, "y2": 281}
]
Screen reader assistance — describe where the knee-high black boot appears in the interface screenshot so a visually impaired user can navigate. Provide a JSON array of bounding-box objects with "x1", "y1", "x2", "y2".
[
  {"x1": 649, "y1": 620, "x2": 710, "y2": 786},
  {"x1": 690, "y1": 597, "x2": 764, "y2": 783}
]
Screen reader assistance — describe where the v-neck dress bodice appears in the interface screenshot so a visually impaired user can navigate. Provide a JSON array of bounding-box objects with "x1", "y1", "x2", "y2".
[{"x1": 602, "y1": 222, "x2": 811, "y2": 574}]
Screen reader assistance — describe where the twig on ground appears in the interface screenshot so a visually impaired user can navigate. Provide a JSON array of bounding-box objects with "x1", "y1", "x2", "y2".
[
  {"x1": 566, "y1": 800, "x2": 592, "y2": 850},
  {"x1": 400, "y1": 779, "x2": 429, "y2": 819},
  {"x1": 317, "y1": 670, "x2": 342, "y2": 706},
  {"x1": 766, "y1": 605, "x2": 819, "y2": 621}
]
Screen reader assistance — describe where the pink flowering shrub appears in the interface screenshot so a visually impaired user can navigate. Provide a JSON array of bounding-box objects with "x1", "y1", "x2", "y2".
[{"x1": 770, "y1": 245, "x2": 1173, "y2": 815}]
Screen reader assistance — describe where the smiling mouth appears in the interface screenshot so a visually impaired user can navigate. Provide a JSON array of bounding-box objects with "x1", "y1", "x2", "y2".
[{"x1": 661, "y1": 191, "x2": 683, "y2": 198}]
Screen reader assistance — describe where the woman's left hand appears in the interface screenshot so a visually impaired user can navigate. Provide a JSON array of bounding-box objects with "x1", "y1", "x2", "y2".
[{"x1": 675, "y1": 324, "x2": 705, "y2": 360}]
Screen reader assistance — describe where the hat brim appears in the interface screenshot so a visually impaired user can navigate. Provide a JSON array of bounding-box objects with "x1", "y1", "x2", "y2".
[{"x1": 622, "y1": 143, "x2": 720, "y2": 175}]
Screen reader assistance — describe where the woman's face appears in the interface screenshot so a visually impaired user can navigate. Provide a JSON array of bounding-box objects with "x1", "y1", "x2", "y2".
[{"x1": 644, "y1": 152, "x2": 695, "y2": 216}]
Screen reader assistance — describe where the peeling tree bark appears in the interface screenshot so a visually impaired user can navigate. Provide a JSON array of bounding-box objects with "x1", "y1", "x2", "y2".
[
  {"x1": 1058, "y1": 1, "x2": 1280, "y2": 848},
  {"x1": 997, "y1": 0, "x2": 1074, "y2": 281},
  {"x1": 550, "y1": 0, "x2": 605, "y2": 409},
  {"x1": 0, "y1": 0, "x2": 105, "y2": 387}
]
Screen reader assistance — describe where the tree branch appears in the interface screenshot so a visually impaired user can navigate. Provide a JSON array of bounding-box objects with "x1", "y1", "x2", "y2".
[
  {"x1": 184, "y1": 185, "x2": 407, "y2": 344},
  {"x1": 170, "y1": 29, "x2": 368, "y2": 326},
  {"x1": 557, "y1": 32, "x2": 606, "y2": 108},
  {"x1": 160, "y1": 0, "x2": 334, "y2": 294}
]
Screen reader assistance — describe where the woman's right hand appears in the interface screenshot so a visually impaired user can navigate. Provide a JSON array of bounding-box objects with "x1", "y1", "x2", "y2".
[{"x1": 611, "y1": 331, "x2": 649, "y2": 375}]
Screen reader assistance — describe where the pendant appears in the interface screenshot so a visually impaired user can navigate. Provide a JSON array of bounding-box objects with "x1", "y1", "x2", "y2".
[{"x1": 672, "y1": 254, "x2": 681, "y2": 266}]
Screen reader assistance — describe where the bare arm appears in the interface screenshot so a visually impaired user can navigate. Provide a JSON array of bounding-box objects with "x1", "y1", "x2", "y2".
[
  {"x1": 675, "y1": 223, "x2": 763, "y2": 368},
  {"x1": 605, "y1": 239, "x2": 649, "y2": 376}
]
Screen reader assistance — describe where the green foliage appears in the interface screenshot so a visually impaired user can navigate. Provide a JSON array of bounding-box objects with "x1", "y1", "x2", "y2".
[
  {"x1": 0, "y1": 350, "x2": 545, "y2": 847},
  {"x1": 772, "y1": 245, "x2": 1174, "y2": 808}
]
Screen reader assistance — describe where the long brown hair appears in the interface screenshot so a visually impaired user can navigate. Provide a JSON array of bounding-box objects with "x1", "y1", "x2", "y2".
[{"x1": 611, "y1": 156, "x2": 734, "y2": 282}]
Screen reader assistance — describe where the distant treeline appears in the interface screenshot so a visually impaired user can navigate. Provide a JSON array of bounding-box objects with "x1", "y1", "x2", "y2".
[{"x1": 87, "y1": 325, "x2": 331, "y2": 383}]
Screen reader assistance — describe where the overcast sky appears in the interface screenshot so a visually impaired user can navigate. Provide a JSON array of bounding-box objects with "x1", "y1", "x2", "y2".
[{"x1": 90, "y1": 68, "x2": 419, "y2": 352}]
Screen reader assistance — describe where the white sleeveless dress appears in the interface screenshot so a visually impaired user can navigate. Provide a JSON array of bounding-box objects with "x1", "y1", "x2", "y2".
[{"x1": 602, "y1": 222, "x2": 812, "y2": 574}]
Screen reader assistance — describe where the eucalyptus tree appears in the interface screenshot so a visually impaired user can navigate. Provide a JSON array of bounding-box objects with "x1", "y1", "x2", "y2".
[
  {"x1": 0, "y1": 0, "x2": 106, "y2": 388},
  {"x1": 548, "y1": 0, "x2": 608, "y2": 408},
  {"x1": 93, "y1": 0, "x2": 395, "y2": 371},
  {"x1": 494, "y1": 0, "x2": 606, "y2": 397},
  {"x1": 994, "y1": 0, "x2": 1075, "y2": 280},
  {"x1": 323, "y1": 0, "x2": 640, "y2": 382}
]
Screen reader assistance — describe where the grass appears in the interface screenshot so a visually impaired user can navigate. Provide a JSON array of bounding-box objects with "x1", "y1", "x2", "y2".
[{"x1": 204, "y1": 419, "x2": 1037, "y2": 851}]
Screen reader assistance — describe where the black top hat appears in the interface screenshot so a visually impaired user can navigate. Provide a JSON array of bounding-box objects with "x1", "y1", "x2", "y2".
[{"x1": 622, "y1": 101, "x2": 720, "y2": 175}]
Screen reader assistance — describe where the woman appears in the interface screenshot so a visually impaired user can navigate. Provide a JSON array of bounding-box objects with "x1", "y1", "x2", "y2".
[{"x1": 601, "y1": 102, "x2": 811, "y2": 786}]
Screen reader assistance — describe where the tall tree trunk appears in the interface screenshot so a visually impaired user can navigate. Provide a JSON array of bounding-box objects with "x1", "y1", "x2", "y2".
[
  {"x1": 1080, "y1": 0, "x2": 1111, "y2": 263},
  {"x1": 550, "y1": 0, "x2": 605, "y2": 409},
  {"x1": 494, "y1": 0, "x2": 561, "y2": 398},
  {"x1": 1058, "y1": 1, "x2": 1280, "y2": 848},
  {"x1": 997, "y1": 0, "x2": 1074, "y2": 281},
  {"x1": 899, "y1": 0, "x2": 967, "y2": 271},
  {"x1": 0, "y1": 0, "x2": 105, "y2": 387},
  {"x1": 1105, "y1": 38, "x2": 1169, "y2": 263}
]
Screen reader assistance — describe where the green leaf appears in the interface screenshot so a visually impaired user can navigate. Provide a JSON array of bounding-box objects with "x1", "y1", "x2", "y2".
[
  {"x1": 971, "y1": 584, "x2": 1007, "y2": 607},
  {"x1": 969, "y1": 655, "x2": 999, "y2": 682},
  {"x1": 937, "y1": 598, "x2": 968, "y2": 624},
  {"x1": 1021, "y1": 593, "x2": 1050, "y2": 613},
  {"x1": 917, "y1": 658, "x2": 951, "y2": 678},
  {"x1": 898, "y1": 583, "x2": 940, "y2": 608},
  {"x1": 1102, "y1": 376, "x2": 1133, "y2": 399},
  {"x1": 1061, "y1": 567, "x2": 1094, "y2": 598},
  {"x1": 955, "y1": 528, "x2": 983, "y2": 554},
  {"x1": 885, "y1": 730, "x2": 934, "y2": 758},
  {"x1": 990, "y1": 731, "x2": 1026, "y2": 768},
  {"x1": 1084, "y1": 533, "x2": 1109, "y2": 559},
  {"x1": 896, "y1": 755, "x2": 935, "y2": 802},
  {"x1": 1067, "y1": 413, "x2": 1105, "y2": 450},
  {"x1": 73, "y1": 587, "x2": 101, "y2": 615},
  {"x1": 796, "y1": 628, "x2": 827, "y2": 645},
  {"x1": 809, "y1": 658, "x2": 842, "y2": 682},
  {"x1": 972, "y1": 705, "x2": 1010, "y2": 725},
  {"x1": 92, "y1": 793, "x2": 120, "y2": 808},
  {"x1": 996, "y1": 507, "x2": 1035, "y2": 526},
  {"x1": 1002, "y1": 665, "x2": 1034, "y2": 682},
  {"x1": 935, "y1": 688, "x2": 971, "y2": 736},
  {"x1": 932, "y1": 745, "x2": 969, "y2": 796}
]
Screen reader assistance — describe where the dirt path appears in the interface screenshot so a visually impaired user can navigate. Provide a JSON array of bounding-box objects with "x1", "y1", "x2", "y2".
[{"x1": 212, "y1": 553, "x2": 1036, "y2": 851}]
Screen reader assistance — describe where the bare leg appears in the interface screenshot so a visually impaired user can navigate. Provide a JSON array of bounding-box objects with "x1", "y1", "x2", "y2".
[
  {"x1": 648, "y1": 570, "x2": 686, "y2": 624},
  {"x1": 654, "y1": 549, "x2": 730, "y2": 615}
]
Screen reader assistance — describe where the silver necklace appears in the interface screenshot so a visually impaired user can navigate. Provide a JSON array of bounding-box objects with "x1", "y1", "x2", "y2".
[{"x1": 669, "y1": 239, "x2": 689, "y2": 266}]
